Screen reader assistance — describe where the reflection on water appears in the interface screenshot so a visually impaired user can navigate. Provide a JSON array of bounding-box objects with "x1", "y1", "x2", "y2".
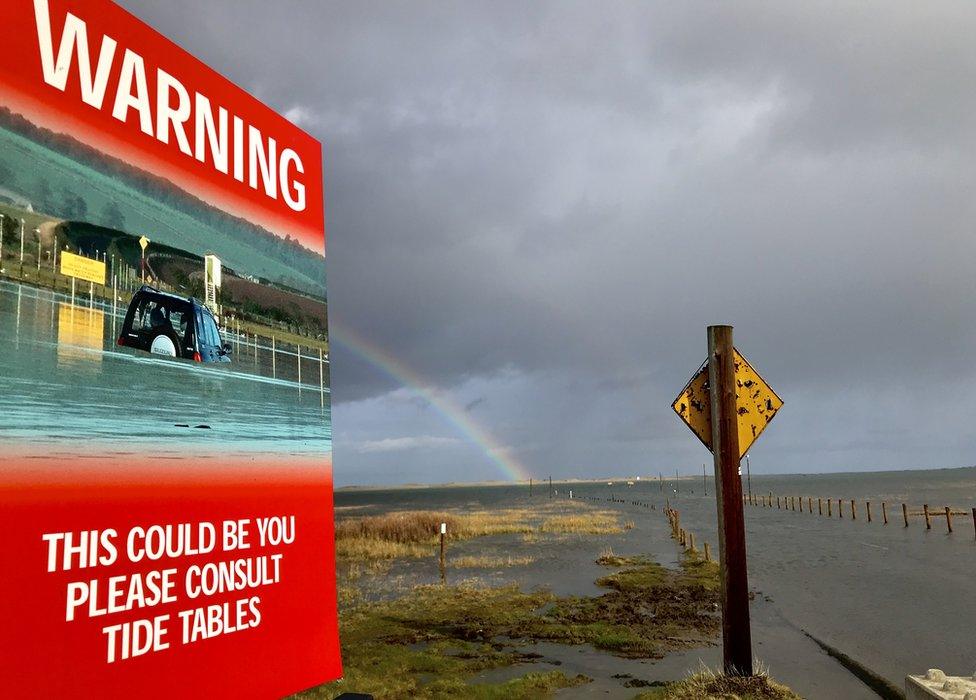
[
  {"x1": 57, "y1": 303, "x2": 104, "y2": 369},
  {"x1": 0, "y1": 281, "x2": 330, "y2": 457}
]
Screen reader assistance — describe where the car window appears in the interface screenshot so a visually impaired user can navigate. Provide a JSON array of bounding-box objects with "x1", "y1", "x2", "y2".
[
  {"x1": 206, "y1": 314, "x2": 221, "y2": 347},
  {"x1": 130, "y1": 295, "x2": 192, "y2": 343},
  {"x1": 195, "y1": 307, "x2": 208, "y2": 346}
]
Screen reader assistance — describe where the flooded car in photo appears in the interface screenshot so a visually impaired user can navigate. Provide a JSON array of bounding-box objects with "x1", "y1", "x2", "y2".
[{"x1": 117, "y1": 285, "x2": 231, "y2": 362}]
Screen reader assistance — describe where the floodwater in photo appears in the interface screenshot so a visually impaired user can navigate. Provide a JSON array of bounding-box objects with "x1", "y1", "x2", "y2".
[{"x1": 0, "y1": 280, "x2": 331, "y2": 458}]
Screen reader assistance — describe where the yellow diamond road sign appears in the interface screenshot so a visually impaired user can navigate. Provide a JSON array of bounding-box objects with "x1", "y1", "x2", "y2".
[{"x1": 671, "y1": 348, "x2": 783, "y2": 458}]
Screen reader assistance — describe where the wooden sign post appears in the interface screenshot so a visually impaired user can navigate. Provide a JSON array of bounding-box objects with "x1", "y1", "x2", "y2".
[
  {"x1": 671, "y1": 325, "x2": 783, "y2": 678},
  {"x1": 707, "y1": 325, "x2": 753, "y2": 676}
]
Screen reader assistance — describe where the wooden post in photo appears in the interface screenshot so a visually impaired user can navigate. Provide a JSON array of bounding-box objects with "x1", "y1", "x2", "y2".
[
  {"x1": 818, "y1": 498, "x2": 823, "y2": 516},
  {"x1": 903, "y1": 503, "x2": 909, "y2": 527},
  {"x1": 808, "y1": 497, "x2": 812, "y2": 513},
  {"x1": 777, "y1": 496, "x2": 780, "y2": 509},
  {"x1": 439, "y1": 522, "x2": 447, "y2": 584},
  {"x1": 549, "y1": 475, "x2": 553, "y2": 499},
  {"x1": 838, "y1": 499, "x2": 843, "y2": 518},
  {"x1": 882, "y1": 502, "x2": 888, "y2": 525},
  {"x1": 923, "y1": 504, "x2": 931, "y2": 530},
  {"x1": 828, "y1": 498, "x2": 832, "y2": 517},
  {"x1": 271, "y1": 336, "x2": 276, "y2": 378},
  {"x1": 972, "y1": 508, "x2": 976, "y2": 540},
  {"x1": 707, "y1": 325, "x2": 752, "y2": 677},
  {"x1": 799, "y1": 497, "x2": 803, "y2": 513},
  {"x1": 704, "y1": 541, "x2": 711, "y2": 562},
  {"x1": 945, "y1": 506, "x2": 952, "y2": 534},
  {"x1": 851, "y1": 499, "x2": 857, "y2": 520},
  {"x1": 688, "y1": 532, "x2": 696, "y2": 552},
  {"x1": 297, "y1": 343, "x2": 302, "y2": 386},
  {"x1": 866, "y1": 502, "x2": 872, "y2": 523},
  {"x1": 319, "y1": 348, "x2": 325, "y2": 408}
]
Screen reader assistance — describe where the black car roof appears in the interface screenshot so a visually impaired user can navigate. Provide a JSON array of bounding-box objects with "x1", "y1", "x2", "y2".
[{"x1": 135, "y1": 285, "x2": 211, "y2": 315}]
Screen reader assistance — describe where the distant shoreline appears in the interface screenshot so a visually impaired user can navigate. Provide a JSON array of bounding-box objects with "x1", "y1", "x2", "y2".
[{"x1": 335, "y1": 463, "x2": 976, "y2": 492}]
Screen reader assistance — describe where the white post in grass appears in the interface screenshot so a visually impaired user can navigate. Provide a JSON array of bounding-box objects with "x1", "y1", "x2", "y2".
[{"x1": 439, "y1": 523, "x2": 447, "y2": 583}]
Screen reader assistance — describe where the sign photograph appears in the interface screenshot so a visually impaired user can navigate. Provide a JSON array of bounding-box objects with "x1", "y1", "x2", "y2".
[{"x1": 0, "y1": 1, "x2": 338, "y2": 697}]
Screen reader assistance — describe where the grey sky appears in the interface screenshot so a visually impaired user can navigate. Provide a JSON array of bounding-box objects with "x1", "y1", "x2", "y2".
[{"x1": 119, "y1": 1, "x2": 976, "y2": 485}]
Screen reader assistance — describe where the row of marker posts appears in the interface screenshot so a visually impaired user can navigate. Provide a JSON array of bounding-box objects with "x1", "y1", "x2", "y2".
[
  {"x1": 666, "y1": 504, "x2": 712, "y2": 563},
  {"x1": 744, "y1": 492, "x2": 976, "y2": 538},
  {"x1": 229, "y1": 320, "x2": 327, "y2": 407}
]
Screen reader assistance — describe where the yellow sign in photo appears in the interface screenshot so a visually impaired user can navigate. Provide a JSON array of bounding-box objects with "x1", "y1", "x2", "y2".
[
  {"x1": 59, "y1": 251, "x2": 106, "y2": 285},
  {"x1": 671, "y1": 348, "x2": 783, "y2": 458}
]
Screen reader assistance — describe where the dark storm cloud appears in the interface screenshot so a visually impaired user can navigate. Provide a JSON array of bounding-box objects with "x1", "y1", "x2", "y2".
[{"x1": 119, "y1": 1, "x2": 976, "y2": 484}]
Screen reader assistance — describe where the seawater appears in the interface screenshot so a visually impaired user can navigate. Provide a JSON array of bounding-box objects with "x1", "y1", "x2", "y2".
[{"x1": 337, "y1": 467, "x2": 976, "y2": 691}]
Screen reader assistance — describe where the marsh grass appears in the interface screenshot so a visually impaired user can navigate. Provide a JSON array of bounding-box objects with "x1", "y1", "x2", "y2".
[
  {"x1": 678, "y1": 551, "x2": 721, "y2": 591},
  {"x1": 451, "y1": 554, "x2": 535, "y2": 569},
  {"x1": 298, "y1": 584, "x2": 590, "y2": 698},
  {"x1": 636, "y1": 663, "x2": 801, "y2": 699},
  {"x1": 539, "y1": 512, "x2": 623, "y2": 534},
  {"x1": 335, "y1": 536, "x2": 433, "y2": 561},
  {"x1": 596, "y1": 547, "x2": 648, "y2": 567},
  {"x1": 307, "y1": 538, "x2": 786, "y2": 699},
  {"x1": 336, "y1": 504, "x2": 626, "y2": 562},
  {"x1": 334, "y1": 509, "x2": 533, "y2": 562},
  {"x1": 340, "y1": 559, "x2": 392, "y2": 582}
]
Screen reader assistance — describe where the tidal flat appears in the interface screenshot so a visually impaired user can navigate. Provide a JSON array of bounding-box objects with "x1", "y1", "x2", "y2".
[{"x1": 296, "y1": 496, "x2": 804, "y2": 699}]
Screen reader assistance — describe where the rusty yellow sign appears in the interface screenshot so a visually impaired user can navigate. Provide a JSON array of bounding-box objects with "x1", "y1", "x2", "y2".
[
  {"x1": 59, "y1": 251, "x2": 106, "y2": 285},
  {"x1": 671, "y1": 348, "x2": 783, "y2": 458}
]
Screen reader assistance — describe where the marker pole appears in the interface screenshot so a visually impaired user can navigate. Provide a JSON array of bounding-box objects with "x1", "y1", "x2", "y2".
[
  {"x1": 439, "y1": 522, "x2": 447, "y2": 584},
  {"x1": 707, "y1": 324, "x2": 752, "y2": 677}
]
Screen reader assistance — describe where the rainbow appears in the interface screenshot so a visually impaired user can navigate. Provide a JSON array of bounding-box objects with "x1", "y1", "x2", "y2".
[{"x1": 331, "y1": 321, "x2": 532, "y2": 482}]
